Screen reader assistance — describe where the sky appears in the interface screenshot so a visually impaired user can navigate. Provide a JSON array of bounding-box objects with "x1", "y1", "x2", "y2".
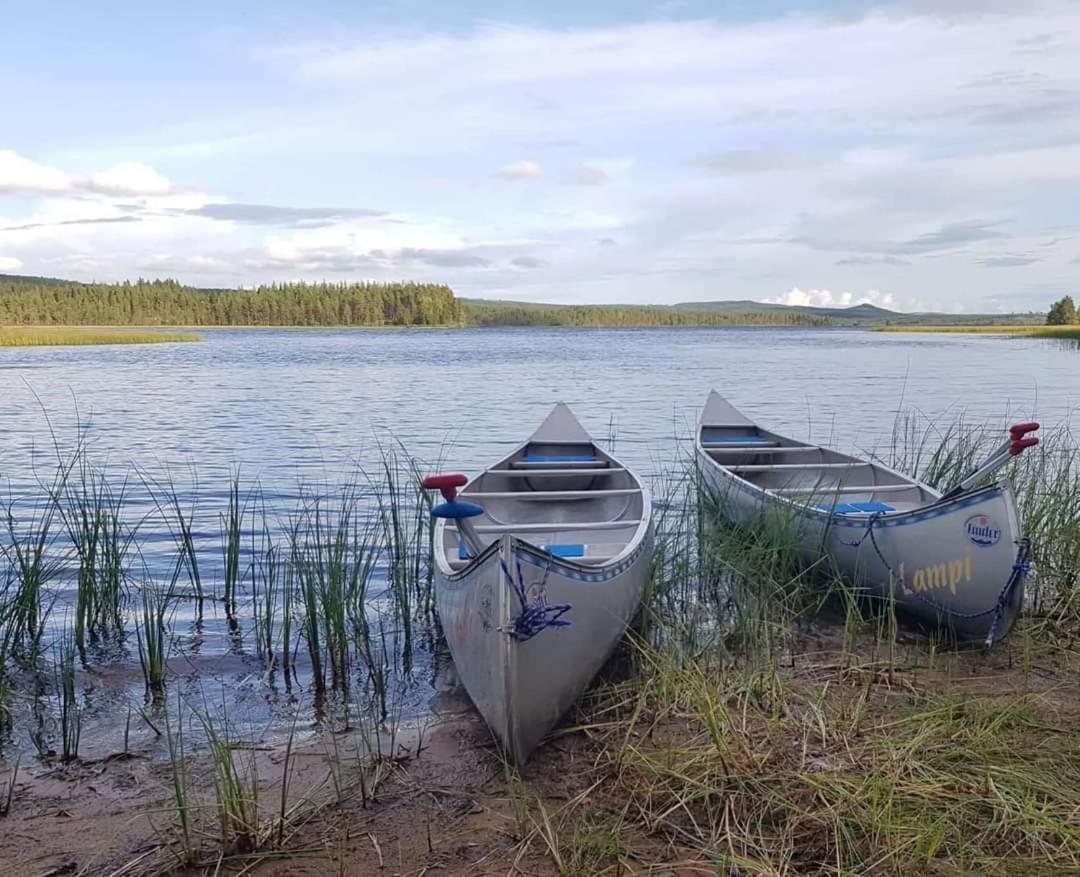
[{"x1": 1, "y1": 0, "x2": 1078, "y2": 313}]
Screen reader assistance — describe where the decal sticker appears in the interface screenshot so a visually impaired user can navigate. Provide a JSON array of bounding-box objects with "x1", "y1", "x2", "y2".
[{"x1": 965, "y1": 514, "x2": 1002, "y2": 547}]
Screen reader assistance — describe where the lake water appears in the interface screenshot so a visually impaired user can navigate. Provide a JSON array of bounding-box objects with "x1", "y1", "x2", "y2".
[{"x1": 0, "y1": 328, "x2": 1077, "y2": 755}]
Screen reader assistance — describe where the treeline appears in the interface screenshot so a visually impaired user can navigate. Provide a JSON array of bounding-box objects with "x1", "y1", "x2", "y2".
[
  {"x1": 0, "y1": 278, "x2": 462, "y2": 327},
  {"x1": 0, "y1": 274, "x2": 834, "y2": 328},
  {"x1": 464, "y1": 301, "x2": 832, "y2": 327}
]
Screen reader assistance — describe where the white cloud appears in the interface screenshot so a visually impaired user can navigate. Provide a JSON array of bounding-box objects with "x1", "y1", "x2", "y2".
[
  {"x1": 493, "y1": 160, "x2": 543, "y2": 181},
  {"x1": 0, "y1": 150, "x2": 176, "y2": 198},
  {"x1": 768, "y1": 287, "x2": 899, "y2": 310},
  {"x1": 0, "y1": 255, "x2": 22, "y2": 271},
  {"x1": 0, "y1": 151, "x2": 70, "y2": 194}
]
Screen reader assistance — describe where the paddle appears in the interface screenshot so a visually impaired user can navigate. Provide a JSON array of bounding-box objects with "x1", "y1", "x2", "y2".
[
  {"x1": 422, "y1": 473, "x2": 485, "y2": 556},
  {"x1": 942, "y1": 422, "x2": 1040, "y2": 499}
]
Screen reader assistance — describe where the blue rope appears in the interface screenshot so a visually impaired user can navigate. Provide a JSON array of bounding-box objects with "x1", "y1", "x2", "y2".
[
  {"x1": 499, "y1": 551, "x2": 572, "y2": 642},
  {"x1": 839, "y1": 513, "x2": 1031, "y2": 647}
]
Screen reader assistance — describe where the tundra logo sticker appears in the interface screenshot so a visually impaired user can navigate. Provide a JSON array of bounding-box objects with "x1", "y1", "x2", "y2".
[{"x1": 965, "y1": 514, "x2": 1002, "y2": 547}]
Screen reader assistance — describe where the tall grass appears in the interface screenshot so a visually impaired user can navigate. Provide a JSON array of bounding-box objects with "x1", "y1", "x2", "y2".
[
  {"x1": 56, "y1": 461, "x2": 130, "y2": 656},
  {"x1": 194, "y1": 698, "x2": 262, "y2": 855},
  {"x1": 0, "y1": 327, "x2": 201, "y2": 347},
  {"x1": 1, "y1": 492, "x2": 63, "y2": 659},
  {"x1": 371, "y1": 447, "x2": 434, "y2": 671},
  {"x1": 54, "y1": 623, "x2": 81, "y2": 763},
  {"x1": 219, "y1": 470, "x2": 251, "y2": 623},
  {"x1": 143, "y1": 471, "x2": 205, "y2": 618},
  {"x1": 291, "y1": 484, "x2": 381, "y2": 695},
  {"x1": 135, "y1": 567, "x2": 178, "y2": 701}
]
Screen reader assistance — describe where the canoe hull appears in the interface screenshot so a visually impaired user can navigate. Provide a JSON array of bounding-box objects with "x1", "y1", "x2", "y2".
[
  {"x1": 436, "y1": 531, "x2": 653, "y2": 764},
  {"x1": 697, "y1": 444, "x2": 1026, "y2": 644}
]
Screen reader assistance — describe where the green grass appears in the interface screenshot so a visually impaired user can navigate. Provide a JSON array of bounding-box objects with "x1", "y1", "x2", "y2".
[
  {"x1": 0, "y1": 326, "x2": 200, "y2": 346},
  {"x1": 876, "y1": 324, "x2": 1080, "y2": 339}
]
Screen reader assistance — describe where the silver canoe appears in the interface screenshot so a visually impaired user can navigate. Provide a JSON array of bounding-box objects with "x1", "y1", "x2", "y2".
[
  {"x1": 696, "y1": 391, "x2": 1028, "y2": 644},
  {"x1": 430, "y1": 403, "x2": 654, "y2": 764}
]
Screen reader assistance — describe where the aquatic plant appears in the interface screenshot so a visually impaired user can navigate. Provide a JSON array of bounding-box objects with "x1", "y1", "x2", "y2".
[
  {"x1": 54, "y1": 624, "x2": 81, "y2": 763},
  {"x1": 56, "y1": 461, "x2": 131, "y2": 655},
  {"x1": 0, "y1": 756, "x2": 17, "y2": 818},
  {"x1": 1, "y1": 491, "x2": 63, "y2": 659},
  {"x1": 194, "y1": 698, "x2": 262, "y2": 856},
  {"x1": 0, "y1": 327, "x2": 200, "y2": 347},
  {"x1": 142, "y1": 470, "x2": 205, "y2": 618},
  {"x1": 134, "y1": 566, "x2": 178, "y2": 702}
]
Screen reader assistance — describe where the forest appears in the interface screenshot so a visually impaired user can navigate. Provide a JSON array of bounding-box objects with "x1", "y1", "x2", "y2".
[{"x1": 0, "y1": 274, "x2": 830, "y2": 328}]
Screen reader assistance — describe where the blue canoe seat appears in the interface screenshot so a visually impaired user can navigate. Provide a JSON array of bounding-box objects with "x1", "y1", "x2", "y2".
[
  {"x1": 702, "y1": 437, "x2": 774, "y2": 446},
  {"x1": 524, "y1": 454, "x2": 597, "y2": 463},
  {"x1": 460, "y1": 542, "x2": 585, "y2": 560},
  {"x1": 824, "y1": 501, "x2": 896, "y2": 515}
]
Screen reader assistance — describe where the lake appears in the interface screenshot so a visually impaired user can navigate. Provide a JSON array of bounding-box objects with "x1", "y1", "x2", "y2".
[{"x1": 0, "y1": 327, "x2": 1077, "y2": 754}]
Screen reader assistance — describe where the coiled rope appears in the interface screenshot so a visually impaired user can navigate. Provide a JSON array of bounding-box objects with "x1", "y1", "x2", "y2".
[{"x1": 499, "y1": 551, "x2": 572, "y2": 642}]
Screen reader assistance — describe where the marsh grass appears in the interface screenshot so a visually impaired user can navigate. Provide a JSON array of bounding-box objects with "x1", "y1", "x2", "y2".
[
  {"x1": 143, "y1": 471, "x2": 205, "y2": 617},
  {"x1": 163, "y1": 690, "x2": 194, "y2": 865},
  {"x1": 0, "y1": 327, "x2": 201, "y2": 346},
  {"x1": 135, "y1": 568, "x2": 177, "y2": 701},
  {"x1": 57, "y1": 461, "x2": 131, "y2": 655},
  {"x1": 54, "y1": 624, "x2": 81, "y2": 763},
  {"x1": 875, "y1": 324, "x2": 1080, "y2": 339},
  {"x1": 1, "y1": 493, "x2": 63, "y2": 659},
  {"x1": 194, "y1": 698, "x2": 263, "y2": 856},
  {"x1": 372, "y1": 446, "x2": 435, "y2": 670},
  {"x1": 220, "y1": 470, "x2": 252, "y2": 623},
  {"x1": 0, "y1": 756, "x2": 17, "y2": 817}
]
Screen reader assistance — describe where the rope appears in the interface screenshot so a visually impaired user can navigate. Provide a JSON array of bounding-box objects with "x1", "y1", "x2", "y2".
[
  {"x1": 839, "y1": 513, "x2": 1031, "y2": 648},
  {"x1": 499, "y1": 551, "x2": 572, "y2": 642}
]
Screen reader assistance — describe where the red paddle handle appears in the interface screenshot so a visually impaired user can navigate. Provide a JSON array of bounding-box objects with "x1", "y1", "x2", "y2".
[
  {"x1": 422, "y1": 473, "x2": 468, "y2": 501},
  {"x1": 1010, "y1": 437, "x2": 1039, "y2": 456},
  {"x1": 1009, "y1": 422, "x2": 1039, "y2": 439}
]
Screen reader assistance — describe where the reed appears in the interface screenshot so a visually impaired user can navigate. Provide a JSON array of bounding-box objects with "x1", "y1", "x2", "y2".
[
  {"x1": 875, "y1": 324, "x2": 1080, "y2": 339},
  {"x1": 219, "y1": 470, "x2": 252, "y2": 623},
  {"x1": 135, "y1": 567, "x2": 177, "y2": 701},
  {"x1": 1, "y1": 493, "x2": 63, "y2": 659},
  {"x1": 163, "y1": 689, "x2": 195, "y2": 864},
  {"x1": 371, "y1": 446, "x2": 434, "y2": 670},
  {"x1": 291, "y1": 484, "x2": 382, "y2": 694},
  {"x1": 0, "y1": 327, "x2": 201, "y2": 346},
  {"x1": 55, "y1": 623, "x2": 81, "y2": 763},
  {"x1": 194, "y1": 697, "x2": 262, "y2": 856},
  {"x1": 56, "y1": 461, "x2": 131, "y2": 655},
  {"x1": 0, "y1": 756, "x2": 17, "y2": 818},
  {"x1": 143, "y1": 471, "x2": 205, "y2": 617}
]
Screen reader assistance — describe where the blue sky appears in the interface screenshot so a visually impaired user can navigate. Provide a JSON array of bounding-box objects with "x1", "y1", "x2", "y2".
[{"x1": 2, "y1": 0, "x2": 1078, "y2": 311}]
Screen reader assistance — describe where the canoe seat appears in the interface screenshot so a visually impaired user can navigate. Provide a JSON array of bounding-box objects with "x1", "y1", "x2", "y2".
[
  {"x1": 454, "y1": 520, "x2": 641, "y2": 534},
  {"x1": 822, "y1": 501, "x2": 896, "y2": 514},
  {"x1": 512, "y1": 457, "x2": 608, "y2": 469},
  {"x1": 702, "y1": 437, "x2": 778, "y2": 447},
  {"x1": 459, "y1": 542, "x2": 585, "y2": 560},
  {"x1": 465, "y1": 488, "x2": 638, "y2": 500},
  {"x1": 524, "y1": 455, "x2": 596, "y2": 463}
]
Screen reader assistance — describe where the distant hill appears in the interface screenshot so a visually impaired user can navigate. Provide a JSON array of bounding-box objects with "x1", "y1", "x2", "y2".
[
  {"x1": 0, "y1": 273, "x2": 1045, "y2": 328},
  {"x1": 670, "y1": 299, "x2": 1043, "y2": 326}
]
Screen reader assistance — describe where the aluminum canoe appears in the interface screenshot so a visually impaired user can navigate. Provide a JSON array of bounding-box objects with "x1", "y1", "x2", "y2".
[
  {"x1": 433, "y1": 403, "x2": 654, "y2": 764},
  {"x1": 696, "y1": 391, "x2": 1026, "y2": 644}
]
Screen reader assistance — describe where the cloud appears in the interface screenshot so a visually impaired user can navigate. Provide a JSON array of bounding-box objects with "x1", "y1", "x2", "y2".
[
  {"x1": 2, "y1": 216, "x2": 143, "y2": 232},
  {"x1": 836, "y1": 255, "x2": 912, "y2": 266},
  {"x1": 0, "y1": 255, "x2": 22, "y2": 271},
  {"x1": 0, "y1": 150, "x2": 175, "y2": 197},
  {"x1": 768, "y1": 287, "x2": 898, "y2": 310},
  {"x1": 400, "y1": 247, "x2": 492, "y2": 268},
  {"x1": 566, "y1": 164, "x2": 609, "y2": 186},
  {"x1": 688, "y1": 149, "x2": 809, "y2": 175},
  {"x1": 181, "y1": 203, "x2": 386, "y2": 227},
  {"x1": 788, "y1": 220, "x2": 1013, "y2": 257},
  {"x1": 978, "y1": 254, "x2": 1040, "y2": 267},
  {"x1": 510, "y1": 255, "x2": 548, "y2": 269},
  {"x1": 493, "y1": 160, "x2": 543, "y2": 181}
]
